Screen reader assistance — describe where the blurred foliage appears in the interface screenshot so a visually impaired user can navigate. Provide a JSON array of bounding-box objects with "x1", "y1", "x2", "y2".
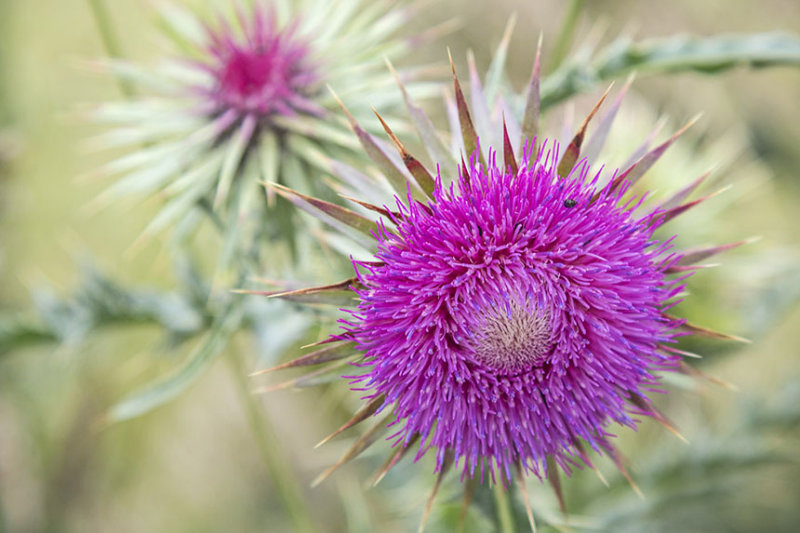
[
  {"x1": 0, "y1": 262, "x2": 206, "y2": 356},
  {"x1": 1, "y1": 0, "x2": 800, "y2": 532},
  {"x1": 542, "y1": 31, "x2": 800, "y2": 109}
]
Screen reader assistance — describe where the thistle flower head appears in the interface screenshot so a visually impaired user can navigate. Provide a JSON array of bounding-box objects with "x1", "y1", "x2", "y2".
[
  {"x1": 265, "y1": 27, "x2": 745, "y2": 530},
  {"x1": 201, "y1": 8, "x2": 319, "y2": 119},
  {"x1": 349, "y1": 147, "x2": 683, "y2": 481},
  {"x1": 89, "y1": 0, "x2": 429, "y2": 254}
]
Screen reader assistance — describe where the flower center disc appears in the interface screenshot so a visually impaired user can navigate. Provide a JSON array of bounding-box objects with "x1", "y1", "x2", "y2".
[
  {"x1": 471, "y1": 298, "x2": 552, "y2": 372},
  {"x1": 222, "y1": 49, "x2": 274, "y2": 96}
]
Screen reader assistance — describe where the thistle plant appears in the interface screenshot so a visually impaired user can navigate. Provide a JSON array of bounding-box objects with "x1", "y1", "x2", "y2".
[
  {"x1": 261, "y1": 34, "x2": 753, "y2": 530},
  {"x1": 88, "y1": 0, "x2": 434, "y2": 264},
  {"x1": 4, "y1": 1, "x2": 800, "y2": 531},
  {"x1": 57, "y1": 2, "x2": 438, "y2": 529},
  {"x1": 69, "y1": 0, "x2": 448, "y2": 422}
]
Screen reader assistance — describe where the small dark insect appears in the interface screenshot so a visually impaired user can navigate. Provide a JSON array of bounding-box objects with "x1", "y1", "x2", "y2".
[{"x1": 564, "y1": 198, "x2": 577, "y2": 208}]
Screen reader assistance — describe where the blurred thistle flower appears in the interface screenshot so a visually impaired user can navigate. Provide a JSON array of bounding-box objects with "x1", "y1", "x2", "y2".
[
  {"x1": 258, "y1": 29, "x2": 749, "y2": 531},
  {"x1": 87, "y1": 0, "x2": 436, "y2": 251},
  {"x1": 201, "y1": 8, "x2": 319, "y2": 121}
]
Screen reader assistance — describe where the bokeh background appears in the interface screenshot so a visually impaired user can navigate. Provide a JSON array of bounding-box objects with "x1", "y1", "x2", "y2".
[{"x1": 1, "y1": 0, "x2": 800, "y2": 531}]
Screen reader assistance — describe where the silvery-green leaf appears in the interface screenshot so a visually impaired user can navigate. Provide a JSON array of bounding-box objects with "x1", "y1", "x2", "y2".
[
  {"x1": 542, "y1": 32, "x2": 800, "y2": 109},
  {"x1": 107, "y1": 304, "x2": 242, "y2": 422}
]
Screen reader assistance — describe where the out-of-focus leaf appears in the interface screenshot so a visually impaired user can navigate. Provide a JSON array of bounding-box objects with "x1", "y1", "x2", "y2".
[
  {"x1": 542, "y1": 32, "x2": 800, "y2": 109},
  {"x1": 0, "y1": 315, "x2": 55, "y2": 356},
  {"x1": 107, "y1": 301, "x2": 243, "y2": 422},
  {"x1": 0, "y1": 263, "x2": 207, "y2": 356},
  {"x1": 247, "y1": 298, "x2": 313, "y2": 367}
]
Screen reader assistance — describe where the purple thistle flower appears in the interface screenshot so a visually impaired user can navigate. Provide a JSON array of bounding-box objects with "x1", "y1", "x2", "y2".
[
  {"x1": 346, "y1": 145, "x2": 686, "y2": 483},
  {"x1": 199, "y1": 7, "x2": 321, "y2": 120},
  {"x1": 89, "y1": 0, "x2": 433, "y2": 249},
  {"x1": 262, "y1": 33, "x2": 747, "y2": 530}
]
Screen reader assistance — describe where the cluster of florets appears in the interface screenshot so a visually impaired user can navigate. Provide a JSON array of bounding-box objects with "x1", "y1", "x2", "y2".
[
  {"x1": 199, "y1": 7, "x2": 320, "y2": 120},
  {"x1": 347, "y1": 146, "x2": 685, "y2": 480}
]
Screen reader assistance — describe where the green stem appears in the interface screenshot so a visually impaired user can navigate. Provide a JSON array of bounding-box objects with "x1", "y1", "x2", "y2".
[
  {"x1": 542, "y1": 31, "x2": 800, "y2": 110},
  {"x1": 0, "y1": 0, "x2": 11, "y2": 126},
  {"x1": 225, "y1": 348, "x2": 315, "y2": 533},
  {"x1": 0, "y1": 477, "x2": 7, "y2": 533},
  {"x1": 548, "y1": 0, "x2": 584, "y2": 74},
  {"x1": 197, "y1": 198, "x2": 225, "y2": 233},
  {"x1": 0, "y1": 318, "x2": 57, "y2": 358},
  {"x1": 85, "y1": 0, "x2": 135, "y2": 98},
  {"x1": 493, "y1": 483, "x2": 515, "y2": 533}
]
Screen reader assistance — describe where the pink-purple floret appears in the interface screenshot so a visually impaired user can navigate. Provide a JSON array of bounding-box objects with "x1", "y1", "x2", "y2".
[
  {"x1": 200, "y1": 6, "x2": 319, "y2": 118},
  {"x1": 344, "y1": 142, "x2": 688, "y2": 482}
]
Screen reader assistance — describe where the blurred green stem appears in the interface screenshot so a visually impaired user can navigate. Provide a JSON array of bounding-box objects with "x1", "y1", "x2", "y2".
[
  {"x1": 542, "y1": 32, "x2": 800, "y2": 110},
  {"x1": 548, "y1": 0, "x2": 584, "y2": 74},
  {"x1": 493, "y1": 484, "x2": 515, "y2": 533},
  {"x1": 225, "y1": 347, "x2": 315, "y2": 533},
  {"x1": 0, "y1": 487, "x2": 7, "y2": 533},
  {"x1": 85, "y1": 0, "x2": 135, "y2": 98}
]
